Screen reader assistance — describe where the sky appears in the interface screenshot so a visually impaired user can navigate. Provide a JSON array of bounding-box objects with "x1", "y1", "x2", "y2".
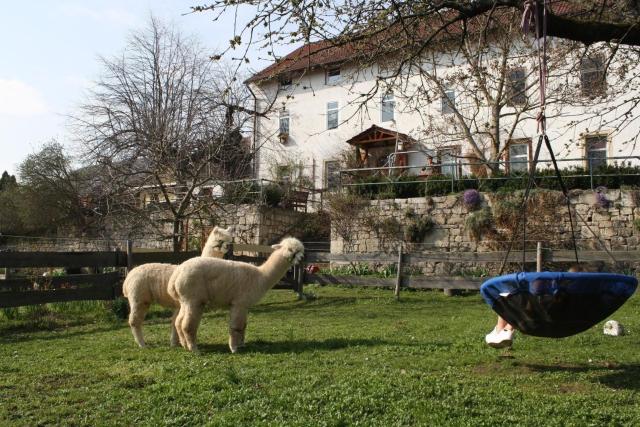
[{"x1": 0, "y1": 0, "x2": 270, "y2": 177}]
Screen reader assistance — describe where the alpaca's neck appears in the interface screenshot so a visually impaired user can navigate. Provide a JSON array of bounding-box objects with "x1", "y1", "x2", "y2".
[
  {"x1": 257, "y1": 253, "x2": 291, "y2": 293},
  {"x1": 201, "y1": 246, "x2": 224, "y2": 258}
]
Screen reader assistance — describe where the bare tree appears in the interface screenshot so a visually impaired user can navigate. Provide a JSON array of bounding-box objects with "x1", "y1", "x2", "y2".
[
  {"x1": 17, "y1": 141, "x2": 97, "y2": 235},
  {"x1": 74, "y1": 17, "x2": 253, "y2": 251},
  {"x1": 193, "y1": 1, "x2": 640, "y2": 56}
]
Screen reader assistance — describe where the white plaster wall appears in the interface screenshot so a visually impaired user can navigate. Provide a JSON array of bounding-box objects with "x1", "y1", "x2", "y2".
[{"x1": 250, "y1": 39, "x2": 640, "y2": 189}]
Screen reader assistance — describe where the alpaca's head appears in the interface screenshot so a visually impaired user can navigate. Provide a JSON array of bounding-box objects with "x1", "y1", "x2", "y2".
[
  {"x1": 204, "y1": 226, "x2": 234, "y2": 254},
  {"x1": 271, "y1": 237, "x2": 304, "y2": 265}
]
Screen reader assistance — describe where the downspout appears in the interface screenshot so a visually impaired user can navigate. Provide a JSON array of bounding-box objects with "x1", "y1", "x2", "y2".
[{"x1": 247, "y1": 83, "x2": 260, "y2": 179}]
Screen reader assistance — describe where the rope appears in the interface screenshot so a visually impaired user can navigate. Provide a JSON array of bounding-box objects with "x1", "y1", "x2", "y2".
[
  {"x1": 512, "y1": 1, "x2": 621, "y2": 270},
  {"x1": 498, "y1": 135, "x2": 543, "y2": 275},
  {"x1": 542, "y1": 135, "x2": 579, "y2": 265},
  {"x1": 522, "y1": 0, "x2": 547, "y2": 134},
  {"x1": 499, "y1": 0, "x2": 581, "y2": 273}
]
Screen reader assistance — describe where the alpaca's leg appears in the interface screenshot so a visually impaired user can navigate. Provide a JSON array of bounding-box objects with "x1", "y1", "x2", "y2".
[
  {"x1": 174, "y1": 304, "x2": 187, "y2": 348},
  {"x1": 181, "y1": 302, "x2": 204, "y2": 353},
  {"x1": 128, "y1": 302, "x2": 149, "y2": 348},
  {"x1": 170, "y1": 309, "x2": 180, "y2": 347},
  {"x1": 238, "y1": 318, "x2": 247, "y2": 348},
  {"x1": 228, "y1": 306, "x2": 248, "y2": 353}
]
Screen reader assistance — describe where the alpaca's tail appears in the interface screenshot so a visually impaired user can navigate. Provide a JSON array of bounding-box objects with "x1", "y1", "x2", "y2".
[
  {"x1": 122, "y1": 274, "x2": 131, "y2": 299},
  {"x1": 166, "y1": 270, "x2": 179, "y2": 302}
]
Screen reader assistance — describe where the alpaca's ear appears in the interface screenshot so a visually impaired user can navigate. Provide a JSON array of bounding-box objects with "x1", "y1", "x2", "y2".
[
  {"x1": 226, "y1": 226, "x2": 234, "y2": 233},
  {"x1": 213, "y1": 226, "x2": 220, "y2": 232},
  {"x1": 271, "y1": 244, "x2": 282, "y2": 250}
]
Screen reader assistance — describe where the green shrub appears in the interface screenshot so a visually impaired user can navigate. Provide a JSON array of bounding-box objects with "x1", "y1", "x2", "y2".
[
  {"x1": 1, "y1": 307, "x2": 20, "y2": 320},
  {"x1": 220, "y1": 181, "x2": 261, "y2": 204},
  {"x1": 394, "y1": 175, "x2": 423, "y2": 199},
  {"x1": 262, "y1": 183, "x2": 284, "y2": 207},
  {"x1": 421, "y1": 175, "x2": 453, "y2": 196},
  {"x1": 295, "y1": 211, "x2": 331, "y2": 241},
  {"x1": 344, "y1": 164, "x2": 640, "y2": 200},
  {"x1": 326, "y1": 192, "x2": 369, "y2": 242},
  {"x1": 404, "y1": 215, "x2": 435, "y2": 243},
  {"x1": 110, "y1": 297, "x2": 130, "y2": 320},
  {"x1": 465, "y1": 207, "x2": 494, "y2": 241},
  {"x1": 492, "y1": 197, "x2": 522, "y2": 231},
  {"x1": 368, "y1": 217, "x2": 403, "y2": 239}
]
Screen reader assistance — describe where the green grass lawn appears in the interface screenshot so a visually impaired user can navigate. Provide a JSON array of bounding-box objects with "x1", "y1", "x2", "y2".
[{"x1": 1, "y1": 286, "x2": 640, "y2": 426}]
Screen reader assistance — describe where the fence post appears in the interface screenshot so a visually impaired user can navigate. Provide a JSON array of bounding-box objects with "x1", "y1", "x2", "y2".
[
  {"x1": 394, "y1": 246, "x2": 403, "y2": 300},
  {"x1": 296, "y1": 262, "x2": 305, "y2": 298},
  {"x1": 536, "y1": 242, "x2": 543, "y2": 272},
  {"x1": 589, "y1": 158, "x2": 594, "y2": 190},
  {"x1": 126, "y1": 240, "x2": 133, "y2": 273}
]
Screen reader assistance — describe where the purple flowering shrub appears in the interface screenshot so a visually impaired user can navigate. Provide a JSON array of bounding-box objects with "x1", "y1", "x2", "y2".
[{"x1": 462, "y1": 189, "x2": 481, "y2": 210}]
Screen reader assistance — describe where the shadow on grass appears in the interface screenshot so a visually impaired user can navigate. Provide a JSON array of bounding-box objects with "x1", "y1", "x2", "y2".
[
  {"x1": 0, "y1": 322, "x2": 126, "y2": 344},
  {"x1": 253, "y1": 296, "x2": 358, "y2": 313},
  {"x1": 253, "y1": 295, "x2": 425, "y2": 315},
  {"x1": 521, "y1": 362, "x2": 640, "y2": 391},
  {"x1": 197, "y1": 337, "x2": 396, "y2": 355}
]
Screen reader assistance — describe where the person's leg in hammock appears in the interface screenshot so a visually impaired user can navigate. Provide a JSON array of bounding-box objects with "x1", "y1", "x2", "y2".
[{"x1": 485, "y1": 315, "x2": 514, "y2": 348}]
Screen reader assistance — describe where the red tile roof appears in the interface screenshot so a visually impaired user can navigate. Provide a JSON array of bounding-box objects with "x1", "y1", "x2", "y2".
[
  {"x1": 346, "y1": 124, "x2": 415, "y2": 146},
  {"x1": 246, "y1": 0, "x2": 596, "y2": 85}
]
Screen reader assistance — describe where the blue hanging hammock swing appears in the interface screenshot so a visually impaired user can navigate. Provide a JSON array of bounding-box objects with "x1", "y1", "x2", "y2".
[
  {"x1": 478, "y1": 133, "x2": 638, "y2": 338},
  {"x1": 478, "y1": 134, "x2": 638, "y2": 338},
  {"x1": 479, "y1": 0, "x2": 638, "y2": 338},
  {"x1": 481, "y1": 272, "x2": 637, "y2": 338}
]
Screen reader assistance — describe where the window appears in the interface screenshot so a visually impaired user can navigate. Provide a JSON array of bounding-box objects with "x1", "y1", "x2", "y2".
[
  {"x1": 507, "y1": 68, "x2": 527, "y2": 106},
  {"x1": 279, "y1": 109, "x2": 290, "y2": 134},
  {"x1": 279, "y1": 76, "x2": 292, "y2": 91},
  {"x1": 327, "y1": 101, "x2": 339, "y2": 129},
  {"x1": 324, "y1": 160, "x2": 341, "y2": 190},
  {"x1": 276, "y1": 164, "x2": 295, "y2": 182},
  {"x1": 580, "y1": 54, "x2": 606, "y2": 96},
  {"x1": 381, "y1": 93, "x2": 395, "y2": 122},
  {"x1": 585, "y1": 134, "x2": 608, "y2": 172},
  {"x1": 438, "y1": 147, "x2": 460, "y2": 178},
  {"x1": 508, "y1": 143, "x2": 529, "y2": 173},
  {"x1": 326, "y1": 67, "x2": 341, "y2": 85},
  {"x1": 441, "y1": 89, "x2": 455, "y2": 114}
]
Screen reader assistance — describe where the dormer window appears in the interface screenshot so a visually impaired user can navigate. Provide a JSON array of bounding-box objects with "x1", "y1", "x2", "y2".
[
  {"x1": 279, "y1": 76, "x2": 292, "y2": 90},
  {"x1": 326, "y1": 67, "x2": 341, "y2": 85}
]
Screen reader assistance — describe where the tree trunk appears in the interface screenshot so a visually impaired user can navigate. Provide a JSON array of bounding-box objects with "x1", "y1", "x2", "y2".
[{"x1": 172, "y1": 219, "x2": 182, "y2": 253}]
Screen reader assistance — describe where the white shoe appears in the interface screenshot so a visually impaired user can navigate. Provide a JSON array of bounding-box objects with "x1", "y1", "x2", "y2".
[{"x1": 485, "y1": 327, "x2": 514, "y2": 348}]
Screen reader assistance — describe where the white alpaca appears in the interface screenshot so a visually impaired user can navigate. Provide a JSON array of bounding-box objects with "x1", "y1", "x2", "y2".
[
  {"x1": 168, "y1": 237, "x2": 304, "y2": 353},
  {"x1": 122, "y1": 226, "x2": 233, "y2": 347}
]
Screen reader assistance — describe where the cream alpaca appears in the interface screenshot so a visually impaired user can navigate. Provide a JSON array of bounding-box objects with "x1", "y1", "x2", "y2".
[
  {"x1": 168, "y1": 237, "x2": 304, "y2": 353},
  {"x1": 122, "y1": 226, "x2": 233, "y2": 347}
]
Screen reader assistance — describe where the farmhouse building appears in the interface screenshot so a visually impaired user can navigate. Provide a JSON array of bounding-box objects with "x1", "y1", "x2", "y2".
[{"x1": 245, "y1": 7, "x2": 640, "y2": 192}]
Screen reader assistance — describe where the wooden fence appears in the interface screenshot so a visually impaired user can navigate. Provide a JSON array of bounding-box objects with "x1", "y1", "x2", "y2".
[
  {"x1": 303, "y1": 246, "x2": 640, "y2": 299},
  {"x1": 1, "y1": 242, "x2": 637, "y2": 308},
  {"x1": 0, "y1": 243, "x2": 303, "y2": 309}
]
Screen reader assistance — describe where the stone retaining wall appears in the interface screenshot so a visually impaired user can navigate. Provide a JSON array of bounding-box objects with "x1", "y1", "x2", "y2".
[
  {"x1": 0, "y1": 204, "x2": 307, "y2": 253},
  {"x1": 330, "y1": 189, "x2": 640, "y2": 274}
]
